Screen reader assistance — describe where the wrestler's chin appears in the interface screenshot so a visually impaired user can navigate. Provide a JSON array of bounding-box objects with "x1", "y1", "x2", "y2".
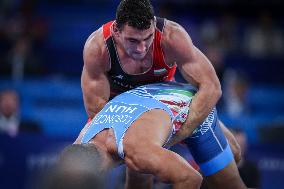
[{"x1": 131, "y1": 53, "x2": 146, "y2": 60}]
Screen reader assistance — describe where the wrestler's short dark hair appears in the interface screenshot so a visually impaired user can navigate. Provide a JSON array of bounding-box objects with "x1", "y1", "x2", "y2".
[
  {"x1": 116, "y1": 0, "x2": 155, "y2": 30},
  {"x1": 58, "y1": 144, "x2": 103, "y2": 170},
  {"x1": 43, "y1": 144, "x2": 105, "y2": 189}
]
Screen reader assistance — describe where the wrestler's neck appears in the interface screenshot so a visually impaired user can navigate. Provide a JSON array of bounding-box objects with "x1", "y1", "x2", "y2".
[
  {"x1": 89, "y1": 129, "x2": 110, "y2": 151},
  {"x1": 91, "y1": 129, "x2": 122, "y2": 160},
  {"x1": 89, "y1": 141, "x2": 119, "y2": 172}
]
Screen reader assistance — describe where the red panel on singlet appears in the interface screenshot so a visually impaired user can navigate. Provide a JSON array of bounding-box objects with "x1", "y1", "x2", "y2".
[{"x1": 103, "y1": 21, "x2": 113, "y2": 40}]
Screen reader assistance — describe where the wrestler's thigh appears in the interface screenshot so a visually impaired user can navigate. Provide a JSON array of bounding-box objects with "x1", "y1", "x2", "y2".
[
  {"x1": 124, "y1": 142, "x2": 202, "y2": 188},
  {"x1": 123, "y1": 109, "x2": 172, "y2": 150}
]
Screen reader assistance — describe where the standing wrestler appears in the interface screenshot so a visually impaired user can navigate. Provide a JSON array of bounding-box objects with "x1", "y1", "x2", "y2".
[{"x1": 81, "y1": 0, "x2": 244, "y2": 188}]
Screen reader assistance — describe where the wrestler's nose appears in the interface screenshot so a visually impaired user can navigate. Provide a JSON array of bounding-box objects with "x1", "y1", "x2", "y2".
[{"x1": 136, "y1": 42, "x2": 146, "y2": 53}]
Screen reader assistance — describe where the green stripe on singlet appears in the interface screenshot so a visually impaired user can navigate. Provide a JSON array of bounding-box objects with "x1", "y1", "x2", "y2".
[{"x1": 159, "y1": 89, "x2": 194, "y2": 97}]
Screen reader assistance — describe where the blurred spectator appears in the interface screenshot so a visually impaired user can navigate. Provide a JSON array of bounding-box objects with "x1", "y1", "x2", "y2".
[
  {"x1": 6, "y1": 35, "x2": 44, "y2": 82},
  {"x1": 0, "y1": 89, "x2": 20, "y2": 136},
  {"x1": 203, "y1": 44, "x2": 225, "y2": 82},
  {"x1": 243, "y1": 11, "x2": 284, "y2": 58},
  {"x1": 199, "y1": 19, "x2": 226, "y2": 82},
  {"x1": 218, "y1": 13, "x2": 240, "y2": 54},
  {"x1": 0, "y1": 89, "x2": 41, "y2": 137},
  {"x1": 231, "y1": 128, "x2": 260, "y2": 188},
  {"x1": 0, "y1": 0, "x2": 47, "y2": 81},
  {"x1": 222, "y1": 69, "x2": 250, "y2": 118}
]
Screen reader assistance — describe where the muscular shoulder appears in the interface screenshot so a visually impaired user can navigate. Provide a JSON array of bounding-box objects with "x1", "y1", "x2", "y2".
[
  {"x1": 83, "y1": 27, "x2": 109, "y2": 73},
  {"x1": 161, "y1": 20, "x2": 195, "y2": 63}
]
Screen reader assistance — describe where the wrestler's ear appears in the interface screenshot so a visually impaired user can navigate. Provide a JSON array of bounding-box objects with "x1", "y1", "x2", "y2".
[{"x1": 112, "y1": 22, "x2": 120, "y2": 36}]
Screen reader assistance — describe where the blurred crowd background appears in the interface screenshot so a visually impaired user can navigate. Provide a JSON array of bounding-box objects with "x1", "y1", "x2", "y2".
[{"x1": 0, "y1": 0, "x2": 283, "y2": 189}]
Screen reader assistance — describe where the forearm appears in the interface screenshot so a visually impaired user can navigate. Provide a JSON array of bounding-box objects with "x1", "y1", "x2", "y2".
[
  {"x1": 185, "y1": 83, "x2": 221, "y2": 129},
  {"x1": 81, "y1": 70, "x2": 110, "y2": 118},
  {"x1": 82, "y1": 82, "x2": 108, "y2": 117},
  {"x1": 166, "y1": 84, "x2": 221, "y2": 147},
  {"x1": 84, "y1": 95, "x2": 108, "y2": 118}
]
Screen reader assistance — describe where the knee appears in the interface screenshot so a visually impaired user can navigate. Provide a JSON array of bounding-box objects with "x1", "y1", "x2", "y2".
[
  {"x1": 194, "y1": 173, "x2": 203, "y2": 188},
  {"x1": 188, "y1": 170, "x2": 203, "y2": 187},
  {"x1": 124, "y1": 146, "x2": 154, "y2": 173}
]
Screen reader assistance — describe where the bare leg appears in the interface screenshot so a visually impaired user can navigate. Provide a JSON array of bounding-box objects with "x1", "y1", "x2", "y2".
[
  {"x1": 123, "y1": 109, "x2": 202, "y2": 189},
  {"x1": 125, "y1": 141, "x2": 202, "y2": 189},
  {"x1": 204, "y1": 160, "x2": 247, "y2": 189}
]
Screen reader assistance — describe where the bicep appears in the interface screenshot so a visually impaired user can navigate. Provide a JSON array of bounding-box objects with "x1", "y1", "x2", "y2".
[{"x1": 164, "y1": 23, "x2": 218, "y2": 86}]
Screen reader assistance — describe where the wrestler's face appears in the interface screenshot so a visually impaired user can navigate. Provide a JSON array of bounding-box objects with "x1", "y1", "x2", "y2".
[{"x1": 115, "y1": 21, "x2": 155, "y2": 60}]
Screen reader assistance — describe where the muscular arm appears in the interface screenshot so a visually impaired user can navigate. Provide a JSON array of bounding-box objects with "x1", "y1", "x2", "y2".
[
  {"x1": 163, "y1": 21, "x2": 222, "y2": 145},
  {"x1": 81, "y1": 29, "x2": 110, "y2": 118}
]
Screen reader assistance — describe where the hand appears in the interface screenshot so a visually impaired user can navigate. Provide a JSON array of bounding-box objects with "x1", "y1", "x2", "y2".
[{"x1": 164, "y1": 124, "x2": 192, "y2": 148}]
